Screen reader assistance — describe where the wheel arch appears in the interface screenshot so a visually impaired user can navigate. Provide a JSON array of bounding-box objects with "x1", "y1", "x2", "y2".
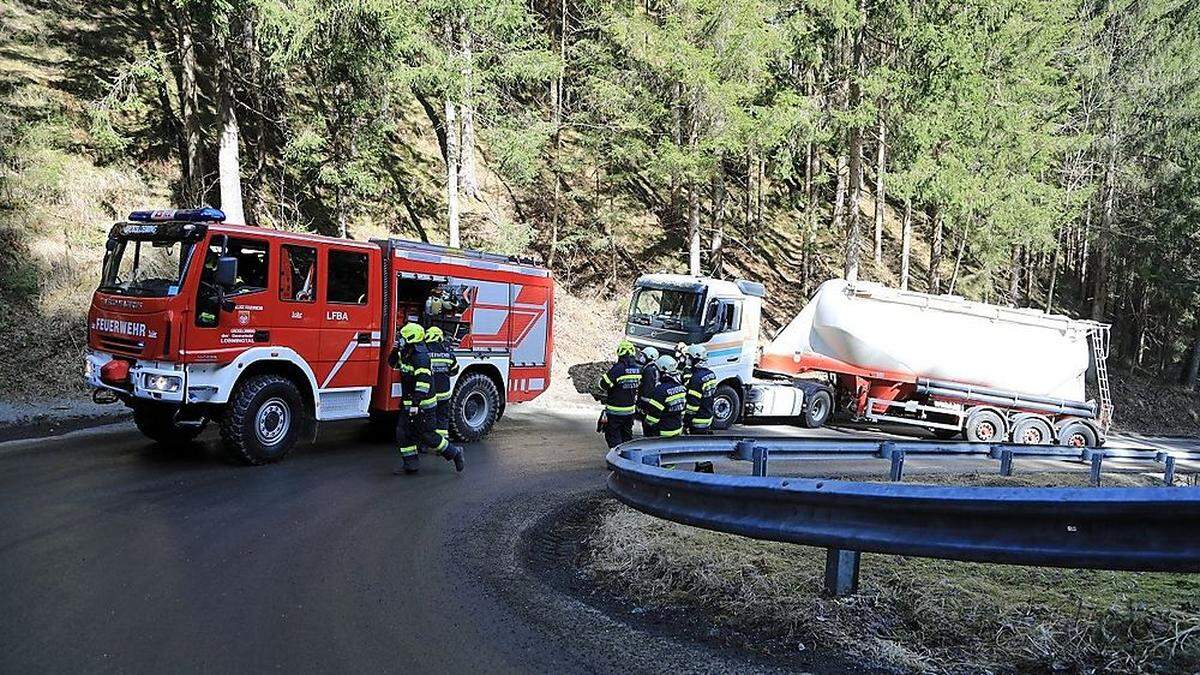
[
  {"x1": 235, "y1": 359, "x2": 317, "y2": 419},
  {"x1": 457, "y1": 362, "x2": 507, "y2": 418}
]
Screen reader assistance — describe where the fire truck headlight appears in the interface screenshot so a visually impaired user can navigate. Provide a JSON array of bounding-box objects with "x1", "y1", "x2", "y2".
[{"x1": 144, "y1": 374, "x2": 182, "y2": 393}]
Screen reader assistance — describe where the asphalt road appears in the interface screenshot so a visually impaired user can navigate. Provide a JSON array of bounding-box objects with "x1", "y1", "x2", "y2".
[{"x1": 1, "y1": 407, "x2": 1196, "y2": 673}]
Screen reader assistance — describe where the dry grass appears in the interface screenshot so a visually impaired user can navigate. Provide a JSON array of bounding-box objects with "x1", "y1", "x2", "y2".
[{"x1": 584, "y1": 483, "x2": 1200, "y2": 673}]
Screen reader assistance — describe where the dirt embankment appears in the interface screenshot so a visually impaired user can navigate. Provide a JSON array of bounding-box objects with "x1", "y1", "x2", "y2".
[
  {"x1": 582, "y1": 490, "x2": 1200, "y2": 673},
  {"x1": 1110, "y1": 371, "x2": 1200, "y2": 437}
]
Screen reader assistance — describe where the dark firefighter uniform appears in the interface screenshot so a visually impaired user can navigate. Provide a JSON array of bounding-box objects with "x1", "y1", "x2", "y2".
[
  {"x1": 637, "y1": 349, "x2": 660, "y2": 435},
  {"x1": 425, "y1": 326, "x2": 459, "y2": 439},
  {"x1": 388, "y1": 323, "x2": 464, "y2": 474},
  {"x1": 597, "y1": 341, "x2": 642, "y2": 448},
  {"x1": 685, "y1": 363, "x2": 717, "y2": 433},
  {"x1": 643, "y1": 366, "x2": 687, "y2": 438}
]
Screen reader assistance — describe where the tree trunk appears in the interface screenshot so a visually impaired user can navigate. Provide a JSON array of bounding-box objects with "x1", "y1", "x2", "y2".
[
  {"x1": 927, "y1": 205, "x2": 943, "y2": 294},
  {"x1": 444, "y1": 16, "x2": 460, "y2": 246},
  {"x1": 711, "y1": 167, "x2": 725, "y2": 279},
  {"x1": 216, "y1": 26, "x2": 245, "y2": 225},
  {"x1": 899, "y1": 197, "x2": 912, "y2": 290},
  {"x1": 831, "y1": 154, "x2": 847, "y2": 240},
  {"x1": 1091, "y1": 125, "x2": 1116, "y2": 320},
  {"x1": 547, "y1": 0, "x2": 566, "y2": 268},
  {"x1": 1009, "y1": 245, "x2": 1022, "y2": 305},
  {"x1": 873, "y1": 113, "x2": 885, "y2": 265},
  {"x1": 948, "y1": 227, "x2": 968, "y2": 295},
  {"x1": 457, "y1": 16, "x2": 479, "y2": 201},
  {"x1": 175, "y1": 2, "x2": 204, "y2": 205},
  {"x1": 1184, "y1": 321, "x2": 1200, "y2": 389},
  {"x1": 1045, "y1": 242, "x2": 1059, "y2": 313},
  {"x1": 687, "y1": 180, "x2": 700, "y2": 275}
]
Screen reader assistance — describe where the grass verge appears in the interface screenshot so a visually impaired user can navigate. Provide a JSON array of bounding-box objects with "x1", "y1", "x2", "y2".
[{"x1": 583, "y1": 475, "x2": 1200, "y2": 673}]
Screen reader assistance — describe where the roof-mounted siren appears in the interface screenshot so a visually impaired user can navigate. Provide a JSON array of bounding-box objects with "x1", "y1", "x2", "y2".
[{"x1": 128, "y1": 207, "x2": 226, "y2": 223}]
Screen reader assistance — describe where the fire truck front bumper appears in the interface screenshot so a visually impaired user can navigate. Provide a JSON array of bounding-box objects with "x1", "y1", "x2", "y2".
[{"x1": 85, "y1": 349, "x2": 187, "y2": 404}]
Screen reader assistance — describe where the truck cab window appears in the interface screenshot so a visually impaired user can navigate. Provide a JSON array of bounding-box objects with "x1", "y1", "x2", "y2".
[
  {"x1": 195, "y1": 237, "x2": 270, "y2": 326},
  {"x1": 328, "y1": 249, "x2": 368, "y2": 304},
  {"x1": 280, "y1": 245, "x2": 317, "y2": 302}
]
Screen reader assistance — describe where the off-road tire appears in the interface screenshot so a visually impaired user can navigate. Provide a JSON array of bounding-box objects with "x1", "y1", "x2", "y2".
[
  {"x1": 133, "y1": 404, "x2": 205, "y2": 445},
  {"x1": 801, "y1": 389, "x2": 833, "y2": 428},
  {"x1": 450, "y1": 372, "x2": 500, "y2": 442},
  {"x1": 711, "y1": 383, "x2": 742, "y2": 430},
  {"x1": 219, "y1": 374, "x2": 304, "y2": 465}
]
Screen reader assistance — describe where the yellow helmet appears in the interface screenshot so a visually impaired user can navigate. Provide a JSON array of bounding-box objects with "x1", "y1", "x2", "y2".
[
  {"x1": 617, "y1": 339, "x2": 637, "y2": 356},
  {"x1": 425, "y1": 326, "x2": 444, "y2": 343},
  {"x1": 399, "y1": 322, "x2": 425, "y2": 344}
]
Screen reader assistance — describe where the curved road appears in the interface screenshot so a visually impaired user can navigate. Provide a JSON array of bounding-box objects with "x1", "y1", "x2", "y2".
[{"x1": 0, "y1": 407, "x2": 1195, "y2": 673}]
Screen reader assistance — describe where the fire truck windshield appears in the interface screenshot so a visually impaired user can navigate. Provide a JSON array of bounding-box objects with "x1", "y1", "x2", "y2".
[{"x1": 99, "y1": 235, "x2": 195, "y2": 297}]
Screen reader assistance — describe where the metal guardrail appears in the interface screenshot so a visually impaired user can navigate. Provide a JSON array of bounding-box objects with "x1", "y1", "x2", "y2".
[{"x1": 605, "y1": 437, "x2": 1200, "y2": 596}]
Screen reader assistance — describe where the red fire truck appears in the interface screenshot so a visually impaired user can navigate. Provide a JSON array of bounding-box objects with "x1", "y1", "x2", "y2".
[{"x1": 85, "y1": 208, "x2": 553, "y2": 464}]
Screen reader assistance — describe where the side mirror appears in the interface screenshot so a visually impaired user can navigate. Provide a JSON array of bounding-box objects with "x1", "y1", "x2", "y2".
[{"x1": 215, "y1": 256, "x2": 238, "y2": 289}]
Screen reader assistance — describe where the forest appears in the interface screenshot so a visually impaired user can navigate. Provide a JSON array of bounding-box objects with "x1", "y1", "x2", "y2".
[{"x1": 2, "y1": 0, "x2": 1200, "y2": 390}]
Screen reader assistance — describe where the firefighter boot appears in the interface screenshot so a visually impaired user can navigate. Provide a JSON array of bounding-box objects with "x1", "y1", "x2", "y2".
[
  {"x1": 440, "y1": 444, "x2": 465, "y2": 472},
  {"x1": 393, "y1": 452, "x2": 420, "y2": 475}
]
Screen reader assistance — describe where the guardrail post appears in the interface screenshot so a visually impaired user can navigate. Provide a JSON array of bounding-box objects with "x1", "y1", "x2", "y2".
[
  {"x1": 1089, "y1": 452, "x2": 1103, "y2": 486},
  {"x1": 1163, "y1": 455, "x2": 1176, "y2": 486},
  {"x1": 1000, "y1": 449, "x2": 1014, "y2": 477},
  {"x1": 733, "y1": 439, "x2": 756, "y2": 461},
  {"x1": 889, "y1": 450, "x2": 905, "y2": 482},
  {"x1": 752, "y1": 446, "x2": 769, "y2": 477},
  {"x1": 823, "y1": 548, "x2": 861, "y2": 597}
]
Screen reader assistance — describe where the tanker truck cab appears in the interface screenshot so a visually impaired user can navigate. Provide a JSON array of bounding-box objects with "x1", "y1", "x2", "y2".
[
  {"x1": 625, "y1": 275, "x2": 770, "y2": 428},
  {"x1": 86, "y1": 208, "x2": 553, "y2": 464}
]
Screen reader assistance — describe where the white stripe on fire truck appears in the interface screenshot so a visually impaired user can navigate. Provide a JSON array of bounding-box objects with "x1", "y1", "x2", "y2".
[{"x1": 321, "y1": 339, "x2": 359, "y2": 389}]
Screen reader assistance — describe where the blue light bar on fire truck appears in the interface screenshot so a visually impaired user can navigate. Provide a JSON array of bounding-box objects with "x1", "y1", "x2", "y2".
[{"x1": 127, "y1": 207, "x2": 226, "y2": 223}]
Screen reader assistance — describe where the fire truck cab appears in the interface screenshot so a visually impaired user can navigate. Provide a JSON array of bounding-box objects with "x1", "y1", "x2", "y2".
[{"x1": 85, "y1": 209, "x2": 553, "y2": 464}]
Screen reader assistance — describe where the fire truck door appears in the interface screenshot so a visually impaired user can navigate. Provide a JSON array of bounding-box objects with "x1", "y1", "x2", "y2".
[{"x1": 317, "y1": 247, "x2": 381, "y2": 390}]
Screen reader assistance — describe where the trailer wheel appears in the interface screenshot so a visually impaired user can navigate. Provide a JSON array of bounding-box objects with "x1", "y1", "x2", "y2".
[
  {"x1": 133, "y1": 404, "x2": 206, "y2": 445},
  {"x1": 711, "y1": 384, "x2": 742, "y2": 430},
  {"x1": 964, "y1": 408, "x2": 1006, "y2": 443},
  {"x1": 1011, "y1": 414, "x2": 1054, "y2": 445},
  {"x1": 801, "y1": 389, "x2": 833, "y2": 428},
  {"x1": 219, "y1": 374, "x2": 303, "y2": 465},
  {"x1": 450, "y1": 372, "x2": 500, "y2": 442},
  {"x1": 1056, "y1": 419, "x2": 1098, "y2": 448}
]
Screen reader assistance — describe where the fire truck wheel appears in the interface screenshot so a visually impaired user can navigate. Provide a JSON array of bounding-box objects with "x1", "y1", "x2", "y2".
[
  {"x1": 450, "y1": 372, "x2": 500, "y2": 442},
  {"x1": 801, "y1": 389, "x2": 833, "y2": 428},
  {"x1": 220, "y1": 375, "x2": 303, "y2": 465},
  {"x1": 133, "y1": 404, "x2": 206, "y2": 444},
  {"x1": 964, "y1": 408, "x2": 1006, "y2": 443},
  {"x1": 710, "y1": 384, "x2": 741, "y2": 430}
]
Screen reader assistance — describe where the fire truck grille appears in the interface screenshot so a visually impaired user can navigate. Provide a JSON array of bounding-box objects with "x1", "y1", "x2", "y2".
[{"x1": 97, "y1": 335, "x2": 145, "y2": 355}]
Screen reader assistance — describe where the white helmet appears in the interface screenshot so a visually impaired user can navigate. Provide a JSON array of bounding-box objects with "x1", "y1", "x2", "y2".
[
  {"x1": 655, "y1": 354, "x2": 678, "y2": 375},
  {"x1": 686, "y1": 344, "x2": 707, "y2": 364},
  {"x1": 640, "y1": 346, "x2": 659, "y2": 364}
]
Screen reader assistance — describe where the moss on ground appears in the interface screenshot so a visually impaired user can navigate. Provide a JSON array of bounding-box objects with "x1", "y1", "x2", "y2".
[{"x1": 584, "y1": 481, "x2": 1200, "y2": 673}]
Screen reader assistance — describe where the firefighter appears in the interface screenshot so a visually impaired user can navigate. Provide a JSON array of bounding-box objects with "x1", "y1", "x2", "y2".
[
  {"x1": 425, "y1": 325, "x2": 459, "y2": 440},
  {"x1": 642, "y1": 354, "x2": 687, "y2": 438},
  {"x1": 388, "y1": 322, "x2": 465, "y2": 475},
  {"x1": 637, "y1": 346, "x2": 660, "y2": 436},
  {"x1": 597, "y1": 339, "x2": 642, "y2": 448},
  {"x1": 684, "y1": 344, "x2": 717, "y2": 434}
]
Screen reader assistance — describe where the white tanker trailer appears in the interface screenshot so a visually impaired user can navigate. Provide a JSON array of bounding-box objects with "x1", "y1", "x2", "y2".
[{"x1": 624, "y1": 276, "x2": 1112, "y2": 446}]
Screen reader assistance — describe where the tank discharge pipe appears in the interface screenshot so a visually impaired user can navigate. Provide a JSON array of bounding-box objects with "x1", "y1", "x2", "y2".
[{"x1": 916, "y1": 379, "x2": 1096, "y2": 418}]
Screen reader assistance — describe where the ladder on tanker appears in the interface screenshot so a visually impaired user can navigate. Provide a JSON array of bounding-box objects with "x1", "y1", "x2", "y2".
[{"x1": 1089, "y1": 324, "x2": 1114, "y2": 431}]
